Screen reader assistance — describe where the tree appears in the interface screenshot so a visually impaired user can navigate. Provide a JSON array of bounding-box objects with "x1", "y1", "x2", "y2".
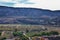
[
  {"x1": 13, "y1": 31, "x2": 23, "y2": 36},
  {"x1": 13, "y1": 31, "x2": 29, "y2": 40},
  {"x1": 0, "y1": 32, "x2": 1, "y2": 36},
  {"x1": 14, "y1": 28, "x2": 18, "y2": 32},
  {"x1": 50, "y1": 31, "x2": 59, "y2": 35},
  {"x1": 40, "y1": 32, "x2": 50, "y2": 36},
  {"x1": 21, "y1": 35, "x2": 29, "y2": 40},
  {"x1": 31, "y1": 33, "x2": 43, "y2": 37},
  {"x1": 26, "y1": 28, "x2": 29, "y2": 33}
]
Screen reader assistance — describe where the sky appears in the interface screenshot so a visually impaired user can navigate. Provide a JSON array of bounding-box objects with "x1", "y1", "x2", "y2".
[{"x1": 0, "y1": 0, "x2": 60, "y2": 10}]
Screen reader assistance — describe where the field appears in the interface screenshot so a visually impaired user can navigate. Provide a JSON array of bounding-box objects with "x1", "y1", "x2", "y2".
[
  {"x1": 0, "y1": 24, "x2": 60, "y2": 39},
  {"x1": 0, "y1": 24, "x2": 60, "y2": 32}
]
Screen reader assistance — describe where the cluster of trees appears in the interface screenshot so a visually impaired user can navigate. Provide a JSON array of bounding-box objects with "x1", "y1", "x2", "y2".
[
  {"x1": 13, "y1": 29, "x2": 29, "y2": 40},
  {"x1": 13, "y1": 31, "x2": 29, "y2": 40},
  {"x1": 31, "y1": 31, "x2": 59, "y2": 37}
]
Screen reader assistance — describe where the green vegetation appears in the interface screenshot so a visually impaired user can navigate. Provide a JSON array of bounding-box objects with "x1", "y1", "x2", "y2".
[
  {"x1": 13, "y1": 30, "x2": 29, "y2": 40},
  {"x1": 13, "y1": 31, "x2": 23, "y2": 36},
  {"x1": 40, "y1": 32, "x2": 50, "y2": 36},
  {"x1": 0, "y1": 24, "x2": 59, "y2": 40},
  {"x1": 21, "y1": 35, "x2": 29, "y2": 40},
  {"x1": 50, "y1": 31, "x2": 59, "y2": 35},
  {"x1": 26, "y1": 31, "x2": 59, "y2": 37}
]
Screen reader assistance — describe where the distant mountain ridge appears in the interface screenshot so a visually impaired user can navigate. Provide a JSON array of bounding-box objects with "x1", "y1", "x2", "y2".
[{"x1": 0, "y1": 6, "x2": 60, "y2": 25}]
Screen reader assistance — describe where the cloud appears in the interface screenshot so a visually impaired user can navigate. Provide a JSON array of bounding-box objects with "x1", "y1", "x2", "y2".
[
  {"x1": 0, "y1": 0, "x2": 15, "y2": 6},
  {"x1": 18, "y1": 0, "x2": 34, "y2": 4},
  {"x1": 0, "y1": 0, "x2": 15, "y2": 3},
  {"x1": 0, "y1": 2, "x2": 15, "y2": 6},
  {"x1": 0, "y1": 0, "x2": 35, "y2": 7},
  {"x1": 0, "y1": 0, "x2": 60, "y2": 10},
  {"x1": 13, "y1": 0, "x2": 60, "y2": 10}
]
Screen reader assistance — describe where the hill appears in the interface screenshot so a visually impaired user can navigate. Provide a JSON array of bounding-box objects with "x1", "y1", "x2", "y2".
[{"x1": 0, "y1": 6, "x2": 60, "y2": 25}]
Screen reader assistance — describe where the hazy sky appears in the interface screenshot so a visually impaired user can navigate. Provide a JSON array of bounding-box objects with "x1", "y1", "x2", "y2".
[{"x1": 0, "y1": 0, "x2": 60, "y2": 10}]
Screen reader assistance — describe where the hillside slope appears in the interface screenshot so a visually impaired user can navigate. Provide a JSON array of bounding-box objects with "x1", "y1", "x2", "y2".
[{"x1": 0, "y1": 6, "x2": 60, "y2": 25}]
